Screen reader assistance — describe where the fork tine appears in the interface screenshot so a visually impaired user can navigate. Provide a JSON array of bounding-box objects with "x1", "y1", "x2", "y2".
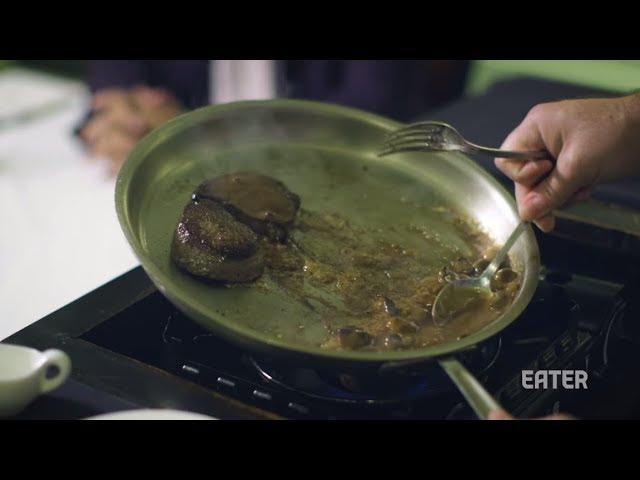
[
  {"x1": 382, "y1": 133, "x2": 442, "y2": 147},
  {"x1": 385, "y1": 128, "x2": 434, "y2": 143},
  {"x1": 388, "y1": 121, "x2": 444, "y2": 133},
  {"x1": 379, "y1": 141, "x2": 448, "y2": 156},
  {"x1": 379, "y1": 121, "x2": 451, "y2": 156},
  {"x1": 379, "y1": 144, "x2": 440, "y2": 157},
  {"x1": 384, "y1": 122, "x2": 445, "y2": 141},
  {"x1": 380, "y1": 133, "x2": 445, "y2": 155}
]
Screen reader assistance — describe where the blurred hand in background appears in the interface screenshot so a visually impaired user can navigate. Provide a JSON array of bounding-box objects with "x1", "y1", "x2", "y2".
[
  {"x1": 488, "y1": 409, "x2": 575, "y2": 420},
  {"x1": 495, "y1": 94, "x2": 640, "y2": 232},
  {"x1": 80, "y1": 85, "x2": 185, "y2": 174},
  {"x1": 82, "y1": 60, "x2": 470, "y2": 176}
]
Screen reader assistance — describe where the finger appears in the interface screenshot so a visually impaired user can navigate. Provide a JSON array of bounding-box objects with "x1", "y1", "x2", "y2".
[
  {"x1": 515, "y1": 182, "x2": 531, "y2": 219},
  {"x1": 88, "y1": 129, "x2": 138, "y2": 162},
  {"x1": 570, "y1": 186, "x2": 592, "y2": 203},
  {"x1": 495, "y1": 159, "x2": 554, "y2": 186},
  {"x1": 495, "y1": 104, "x2": 557, "y2": 185},
  {"x1": 80, "y1": 114, "x2": 112, "y2": 145},
  {"x1": 534, "y1": 213, "x2": 556, "y2": 233},
  {"x1": 133, "y1": 86, "x2": 173, "y2": 108},
  {"x1": 93, "y1": 92, "x2": 143, "y2": 128},
  {"x1": 97, "y1": 134, "x2": 137, "y2": 159},
  {"x1": 496, "y1": 116, "x2": 546, "y2": 161},
  {"x1": 561, "y1": 190, "x2": 592, "y2": 209},
  {"x1": 536, "y1": 413, "x2": 575, "y2": 420},
  {"x1": 105, "y1": 106, "x2": 148, "y2": 135},
  {"x1": 514, "y1": 183, "x2": 553, "y2": 232},
  {"x1": 519, "y1": 167, "x2": 583, "y2": 222},
  {"x1": 487, "y1": 409, "x2": 514, "y2": 420},
  {"x1": 92, "y1": 88, "x2": 130, "y2": 110},
  {"x1": 530, "y1": 188, "x2": 592, "y2": 232},
  {"x1": 107, "y1": 152, "x2": 128, "y2": 176},
  {"x1": 514, "y1": 165, "x2": 591, "y2": 233},
  {"x1": 501, "y1": 111, "x2": 548, "y2": 153},
  {"x1": 80, "y1": 110, "x2": 147, "y2": 145},
  {"x1": 89, "y1": 137, "x2": 130, "y2": 169}
]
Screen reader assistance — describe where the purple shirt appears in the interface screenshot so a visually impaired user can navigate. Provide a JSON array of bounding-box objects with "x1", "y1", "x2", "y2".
[{"x1": 87, "y1": 60, "x2": 468, "y2": 121}]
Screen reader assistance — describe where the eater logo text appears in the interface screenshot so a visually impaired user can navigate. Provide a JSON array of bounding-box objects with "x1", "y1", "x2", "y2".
[{"x1": 521, "y1": 370, "x2": 588, "y2": 390}]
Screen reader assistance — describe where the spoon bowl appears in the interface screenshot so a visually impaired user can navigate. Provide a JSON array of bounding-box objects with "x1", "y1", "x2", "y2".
[{"x1": 432, "y1": 221, "x2": 528, "y2": 326}]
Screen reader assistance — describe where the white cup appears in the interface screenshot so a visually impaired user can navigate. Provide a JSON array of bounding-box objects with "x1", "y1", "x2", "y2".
[{"x1": 0, "y1": 344, "x2": 71, "y2": 417}]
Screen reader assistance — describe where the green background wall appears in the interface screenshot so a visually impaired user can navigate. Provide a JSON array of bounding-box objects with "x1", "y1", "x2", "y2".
[{"x1": 466, "y1": 60, "x2": 640, "y2": 95}]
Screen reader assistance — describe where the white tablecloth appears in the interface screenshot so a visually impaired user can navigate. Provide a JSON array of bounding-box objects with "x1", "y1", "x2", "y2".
[{"x1": 0, "y1": 68, "x2": 138, "y2": 341}]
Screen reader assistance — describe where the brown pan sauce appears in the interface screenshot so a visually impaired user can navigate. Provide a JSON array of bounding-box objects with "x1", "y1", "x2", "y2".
[{"x1": 252, "y1": 208, "x2": 520, "y2": 352}]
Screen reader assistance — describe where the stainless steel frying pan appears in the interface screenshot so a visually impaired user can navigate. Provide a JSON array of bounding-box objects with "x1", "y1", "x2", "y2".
[{"x1": 115, "y1": 99, "x2": 540, "y2": 418}]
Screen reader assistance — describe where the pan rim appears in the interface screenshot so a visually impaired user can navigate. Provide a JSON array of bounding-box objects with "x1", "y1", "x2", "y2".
[{"x1": 115, "y1": 98, "x2": 540, "y2": 364}]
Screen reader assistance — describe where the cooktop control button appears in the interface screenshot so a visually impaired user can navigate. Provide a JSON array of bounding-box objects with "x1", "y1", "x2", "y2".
[
  {"x1": 287, "y1": 402, "x2": 309, "y2": 415},
  {"x1": 539, "y1": 348, "x2": 558, "y2": 369},
  {"x1": 217, "y1": 377, "x2": 236, "y2": 388},
  {"x1": 253, "y1": 389, "x2": 272, "y2": 401}
]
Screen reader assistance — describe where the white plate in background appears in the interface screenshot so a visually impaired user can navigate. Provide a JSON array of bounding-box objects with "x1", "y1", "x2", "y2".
[
  {"x1": 0, "y1": 67, "x2": 84, "y2": 120},
  {"x1": 86, "y1": 409, "x2": 217, "y2": 420},
  {"x1": 0, "y1": 68, "x2": 139, "y2": 342}
]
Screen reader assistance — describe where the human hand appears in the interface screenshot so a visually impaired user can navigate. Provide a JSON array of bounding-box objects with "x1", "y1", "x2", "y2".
[
  {"x1": 488, "y1": 409, "x2": 575, "y2": 420},
  {"x1": 80, "y1": 86, "x2": 185, "y2": 175},
  {"x1": 495, "y1": 94, "x2": 640, "y2": 232}
]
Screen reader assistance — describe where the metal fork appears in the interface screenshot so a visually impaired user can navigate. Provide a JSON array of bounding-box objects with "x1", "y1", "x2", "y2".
[{"x1": 379, "y1": 121, "x2": 550, "y2": 160}]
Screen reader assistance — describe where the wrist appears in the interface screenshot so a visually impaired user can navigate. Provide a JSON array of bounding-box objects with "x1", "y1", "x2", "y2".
[
  {"x1": 621, "y1": 92, "x2": 640, "y2": 127},
  {"x1": 619, "y1": 93, "x2": 640, "y2": 177}
]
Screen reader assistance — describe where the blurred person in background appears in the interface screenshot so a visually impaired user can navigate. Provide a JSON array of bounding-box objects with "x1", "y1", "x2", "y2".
[{"x1": 79, "y1": 60, "x2": 469, "y2": 174}]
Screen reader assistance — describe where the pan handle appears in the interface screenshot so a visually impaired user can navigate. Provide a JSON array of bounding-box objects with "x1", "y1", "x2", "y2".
[{"x1": 438, "y1": 357, "x2": 502, "y2": 420}]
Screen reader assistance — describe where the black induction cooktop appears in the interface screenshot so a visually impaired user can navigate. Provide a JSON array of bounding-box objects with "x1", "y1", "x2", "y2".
[
  {"x1": 7, "y1": 221, "x2": 640, "y2": 420},
  {"x1": 73, "y1": 268, "x2": 618, "y2": 419}
]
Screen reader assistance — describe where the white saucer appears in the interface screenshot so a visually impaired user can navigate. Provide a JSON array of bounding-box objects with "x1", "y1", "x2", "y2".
[{"x1": 85, "y1": 409, "x2": 217, "y2": 420}]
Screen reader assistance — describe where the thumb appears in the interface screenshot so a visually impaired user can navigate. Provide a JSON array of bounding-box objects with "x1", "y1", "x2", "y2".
[
  {"x1": 519, "y1": 165, "x2": 582, "y2": 222},
  {"x1": 133, "y1": 86, "x2": 173, "y2": 109},
  {"x1": 536, "y1": 413, "x2": 575, "y2": 420},
  {"x1": 487, "y1": 409, "x2": 514, "y2": 420}
]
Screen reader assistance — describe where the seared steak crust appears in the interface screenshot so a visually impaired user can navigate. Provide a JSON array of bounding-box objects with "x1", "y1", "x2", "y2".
[
  {"x1": 171, "y1": 199, "x2": 264, "y2": 282},
  {"x1": 171, "y1": 172, "x2": 300, "y2": 283},
  {"x1": 195, "y1": 172, "x2": 301, "y2": 242}
]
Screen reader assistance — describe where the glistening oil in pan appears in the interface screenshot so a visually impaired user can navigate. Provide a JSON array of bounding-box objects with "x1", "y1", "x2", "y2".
[{"x1": 140, "y1": 142, "x2": 518, "y2": 351}]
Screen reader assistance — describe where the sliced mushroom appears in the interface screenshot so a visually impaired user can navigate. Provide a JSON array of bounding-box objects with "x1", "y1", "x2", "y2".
[
  {"x1": 338, "y1": 326, "x2": 373, "y2": 349},
  {"x1": 473, "y1": 258, "x2": 490, "y2": 275},
  {"x1": 382, "y1": 296, "x2": 400, "y2": 316},
  {"x1": 375, "y1": 333, "x2": 403, "y2": 349},
  {"x1": 491, "y1": 268, "x2": 519, "y2": 290},
  {"x1": 387, "y1": 317, "x2": 420, "y2": 335},
  {"x1": 450, "y1": 257, "x2": 474, "y2": 276},
  {"x1": 480, "y1": 246, "x2": 511, "y2": 269},
  {"x1": 438, "y1": 266, "x2": 457, "y2": 283},
  {"x1": 489, "y1": 290, "x2": 512, "y2": 311}
]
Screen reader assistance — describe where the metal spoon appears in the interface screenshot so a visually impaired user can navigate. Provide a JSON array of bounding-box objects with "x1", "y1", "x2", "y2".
[{"x1": 432, "y1": 221, "x2": 528, "y2": 326}]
